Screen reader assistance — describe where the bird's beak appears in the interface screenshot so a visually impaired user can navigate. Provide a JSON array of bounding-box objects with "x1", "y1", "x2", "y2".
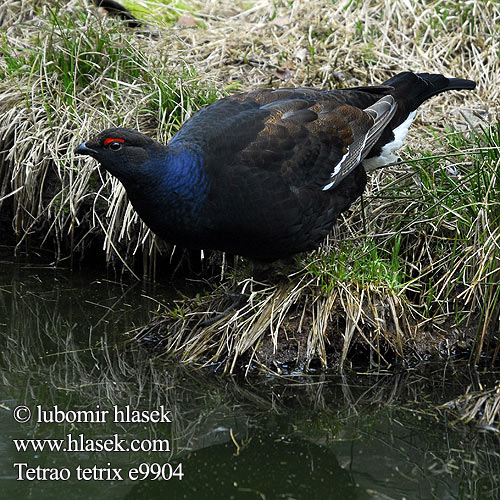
[{"x1": 74, "y1": 141, "x2": 97, "y2": 155}]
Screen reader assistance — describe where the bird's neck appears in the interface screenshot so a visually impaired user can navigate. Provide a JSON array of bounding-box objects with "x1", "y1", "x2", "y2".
[
  {"x1": 161, "y1": 144, "x2": 209, "y2": 202},
  {"x1": 124, "y1": 143, "x2": 210, "y2": 230}
]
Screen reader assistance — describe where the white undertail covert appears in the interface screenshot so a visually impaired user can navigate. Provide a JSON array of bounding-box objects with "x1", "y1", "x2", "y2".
[{"x1": 363, "y1": 110, "x2": 417, "y2": 171}]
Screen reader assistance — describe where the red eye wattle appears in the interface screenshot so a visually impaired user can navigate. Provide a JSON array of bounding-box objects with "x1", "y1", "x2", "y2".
[{"x1": 104, "y1": 137, "x2": 124, "y2": 146}]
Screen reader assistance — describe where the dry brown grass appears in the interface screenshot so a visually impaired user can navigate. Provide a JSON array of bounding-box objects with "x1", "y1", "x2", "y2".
[{"x1": 138, "y1": 273, "x2": 417, "y2": 374}]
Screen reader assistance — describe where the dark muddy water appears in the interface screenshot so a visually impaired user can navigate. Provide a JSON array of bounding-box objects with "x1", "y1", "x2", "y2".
[{"x1": 0, "y1": 260, "x2": 499, "y2": 499}]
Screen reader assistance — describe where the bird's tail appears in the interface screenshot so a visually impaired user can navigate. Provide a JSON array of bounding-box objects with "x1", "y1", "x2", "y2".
[{"x1": 383, "y1": 72, "x2": 476, "y2": 111}]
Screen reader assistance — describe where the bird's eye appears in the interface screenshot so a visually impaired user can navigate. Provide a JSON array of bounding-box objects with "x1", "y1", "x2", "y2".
[{"x1": 108, "y1": 141, "x2": 122, "y2": 151}]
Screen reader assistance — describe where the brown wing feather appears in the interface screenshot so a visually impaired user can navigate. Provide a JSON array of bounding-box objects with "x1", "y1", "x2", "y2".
[
  {"x1": 231, "y1": 93, "x2": 396, "y2": 191},
  {"x1": 322, "y1": 95, "x2": 397, "y2": 190},
  {"x1": 172, "y1": 89, "x2": 396, "y2": 192}
]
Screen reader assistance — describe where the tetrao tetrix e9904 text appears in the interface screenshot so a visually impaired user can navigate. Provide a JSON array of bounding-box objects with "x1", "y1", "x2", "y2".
[{"x1": 75, "y1": 72, "x2": 475, "y2": 262}]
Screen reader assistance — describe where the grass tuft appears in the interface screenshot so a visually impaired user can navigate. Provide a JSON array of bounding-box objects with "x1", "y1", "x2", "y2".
[{"x1": 137, "y1": 123, "x2": 500, "y2": 373}]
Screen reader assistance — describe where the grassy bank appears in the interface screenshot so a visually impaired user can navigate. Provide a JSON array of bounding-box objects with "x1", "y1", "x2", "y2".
[
  {"x1": 140, "y1": 123, "x2": 500, "y2": 374},
  {"x1": 0, "y1": 0, "x2": 499, "y2": 385}
]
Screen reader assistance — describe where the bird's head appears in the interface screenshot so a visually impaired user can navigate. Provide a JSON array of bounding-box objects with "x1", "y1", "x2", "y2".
[{"x1": 74, "y1": 128, "x2": 165, "y2": 184}]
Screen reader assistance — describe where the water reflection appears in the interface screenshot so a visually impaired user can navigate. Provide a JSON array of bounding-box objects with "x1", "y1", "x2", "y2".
[{"x1": 0, "y1": 262, "x2": 498, "y2": 499}]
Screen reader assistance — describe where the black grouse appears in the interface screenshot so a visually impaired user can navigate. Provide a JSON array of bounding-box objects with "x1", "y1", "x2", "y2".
[
  {"x1": 93, "y1": 0, "x2": 142, "y2": 28},
  {"x1": 75, "y1": 72, "x2": 475, "y2": 261}
]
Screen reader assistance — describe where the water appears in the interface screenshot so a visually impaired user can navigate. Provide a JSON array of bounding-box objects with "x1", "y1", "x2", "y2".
[{"x1": 0, "y1": 261, "x2": 498, "y2": 499}]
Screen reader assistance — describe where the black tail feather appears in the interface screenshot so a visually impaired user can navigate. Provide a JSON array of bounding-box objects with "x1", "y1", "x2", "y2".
[{"x1": 383, "y1": 72, "x2": 476, "y2": 111}]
